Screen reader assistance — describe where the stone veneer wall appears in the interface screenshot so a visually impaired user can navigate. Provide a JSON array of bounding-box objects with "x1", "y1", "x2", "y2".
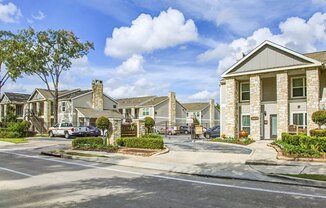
[
  {"x1": 224, "y1": 78, "x2": 239, "y2": 138},
  {"x1": 168, "y1": 92, "x2": 176, "y2": 126},
  {"x1": 250, "y1": 75, "x2": 261, "y2": 140},
  {"x1": 276, "y1": 72, "x2": 289, "y2": 139},
  {"x1": 306, "y1": 68, "x2": 320, "y2": 134},
  {"x1": 92, "y1": 80, "x2": 104, "y2": 110}
]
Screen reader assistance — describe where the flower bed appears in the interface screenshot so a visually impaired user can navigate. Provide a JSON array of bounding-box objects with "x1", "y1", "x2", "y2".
[{"x1": 116, "y1": 134, "x2": 164, "y2": 149}]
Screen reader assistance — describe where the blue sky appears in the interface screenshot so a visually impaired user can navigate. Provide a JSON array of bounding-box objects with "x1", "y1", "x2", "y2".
[{"x1": 0, "y1": 0, "x2": 326, "y2": 103}]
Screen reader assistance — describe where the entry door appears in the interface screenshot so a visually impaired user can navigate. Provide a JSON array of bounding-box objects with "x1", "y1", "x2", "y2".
[{"x1": 270, "y1": 114, "x2": 277, "y2": 139}]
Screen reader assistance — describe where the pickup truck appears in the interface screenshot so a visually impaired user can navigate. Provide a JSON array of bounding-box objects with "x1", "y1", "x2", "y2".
[{"x1": 48, "y1": 123, "x2": 87, "y2": 139}]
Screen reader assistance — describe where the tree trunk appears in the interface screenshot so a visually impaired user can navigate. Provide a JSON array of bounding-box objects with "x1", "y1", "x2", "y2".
[{"x1": 54, "y1": 88, "x2": 59, "y2": 124}]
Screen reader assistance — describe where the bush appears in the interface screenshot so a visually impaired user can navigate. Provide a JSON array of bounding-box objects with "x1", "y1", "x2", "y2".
[
  {"x1": 275, "y1": 140, "x2": 321, "y2": 158},
  {"x1": 96, "y1": 116, "x2": 111, "y2": 137},
  {"x1": 310, "y1": 129, "x2": 326, "y2": 137},
  {"x1": 0, "y1": 128, "x2": 21, "y2": 138},
  {"x1": 72, "y1": 137, "x2": 103, "y2": 149},
  {"x1": 312, "y1": 110, "x2": 326, "y2": 128},
  {"x1": 116, "y1": 137, "x2": 164, "y2": 149},
  {"x1": 144, "y1": 117, "x2": 155, "y2": 133},
  {"x1": 141, "y1": 134, "x2": 162, "y2": 139},
  {"x1": 281, "y1": 133, "x2": 326, "y2": 153}
]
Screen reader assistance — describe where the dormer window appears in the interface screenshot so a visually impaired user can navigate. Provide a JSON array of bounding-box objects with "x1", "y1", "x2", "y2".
[{"x1": 240, "y1": 82, "x2": 250, "y2": 101}]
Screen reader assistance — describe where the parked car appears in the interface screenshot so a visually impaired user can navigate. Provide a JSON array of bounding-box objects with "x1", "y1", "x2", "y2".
[
  {"x1": 48, "y1": 123, "x2": 87, "y2": 139},
  {"x1": 203, "y1": 125, "x2": 220, "y2": 139},
  {"x1": 179, "y1": 126, "x2": 190, "y2": 134},
  {"x1": 85, "y1": 126, "x2": 101, "y2": 137},
  {"x1": 159, "y1": 126, "x2": 180, "y2": 135}
]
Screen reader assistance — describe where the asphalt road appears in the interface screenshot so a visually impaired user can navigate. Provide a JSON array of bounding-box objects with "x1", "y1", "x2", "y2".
[{"x1": 0, "y1": 144, "x2": 326, "y2": 207}]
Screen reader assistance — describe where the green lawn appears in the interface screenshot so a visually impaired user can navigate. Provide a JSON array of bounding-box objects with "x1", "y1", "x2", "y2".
[
  {"x1": 0, "y1": 138, "x2": 28, "y2": 144},
  {"x1": 284, "y1": 174, "x2": 326, "y2": 181}
]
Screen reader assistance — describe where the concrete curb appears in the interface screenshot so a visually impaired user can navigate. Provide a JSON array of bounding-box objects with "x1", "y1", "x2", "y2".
[
  {"x1": 266, "y1": 173, "x2": 326, "y2": 188},
  {"x1": 40, "y1": 150, "x2": 326, "y2": 189},
  {"x1": 152, "y1": 146, "x2": 170, "y2": 156}
]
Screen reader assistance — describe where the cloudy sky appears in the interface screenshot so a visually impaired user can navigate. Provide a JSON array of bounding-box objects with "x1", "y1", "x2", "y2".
[{"x1": 0, "y1": 0, "x2": 326, "y2": 103}]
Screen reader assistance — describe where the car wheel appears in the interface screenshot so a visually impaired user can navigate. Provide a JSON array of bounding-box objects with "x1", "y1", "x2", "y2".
[
  {"x1": 49, "y1": 131, "x2": 54, "y2": 137},
  {"x1": 205, "y1": 133, "x2": 211, "y2": 139},
  {"x1": 64, "y1": 132, "x2": 70, "y2": 139},
  {"x1": 168, "y1": 131, "x2": 172, "y2": 135},
  {"x1": 184, "y1": 130, "x2": 189, "y2": 135}
]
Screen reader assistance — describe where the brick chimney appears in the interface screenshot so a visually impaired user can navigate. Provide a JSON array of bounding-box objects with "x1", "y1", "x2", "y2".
[
  {"x1": 92, "y1": 80, "x2": 104, "y2": 110},
  {"x1": 209, "y1": 99, "x2": 215, "y2": 128},
  {"x1": 168, "y1": 92, "x2": 176, "y2": 126}
]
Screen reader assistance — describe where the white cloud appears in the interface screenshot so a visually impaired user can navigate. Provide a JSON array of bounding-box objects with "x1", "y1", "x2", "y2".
[
  {"x1": 188, "y1": 90, "x2": 219, "y2": 101},
  {"x1": 32, "y1": 10, "x2": 45, "y2": 20},
  {"x1": 115, "y1": 54, "x2": 145, "y2": 76},
  {"x1": 0, "y1": 2, "x2": 21, "y2": 23},
  {"x1": 105, "y1": 8, "x2": 198, "y2": 58},
  {"x1": 198, "y1": 12, "x2": 326, "y2": 74}
]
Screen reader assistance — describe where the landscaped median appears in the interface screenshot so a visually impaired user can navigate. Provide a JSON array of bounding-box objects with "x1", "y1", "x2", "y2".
[
  {"x1": 70, "y1": 134, "x2": 166, "y2": 157},
  {"x1": 210, "y1": 137, "x2": 254, "y2": 146},
  {"x1": 271, "y1": 133, "x2": 326, "y2": 161}
]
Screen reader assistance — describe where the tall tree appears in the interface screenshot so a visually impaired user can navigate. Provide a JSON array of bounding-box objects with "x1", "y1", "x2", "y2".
[
  {"x1": 0, "y1": 31, "x2": 27, "y2": 93},
  {"x1": 13, "y1": 28, "x2": 94, "y2": 123}
]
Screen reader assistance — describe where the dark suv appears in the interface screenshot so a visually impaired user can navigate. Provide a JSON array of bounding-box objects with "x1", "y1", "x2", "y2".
[
  {"x1": 204, "y1": 125, "x2": 220, "y2": 139},
  {"x1": 179, "y1": 126, "x2": 190, "y2": 134}
]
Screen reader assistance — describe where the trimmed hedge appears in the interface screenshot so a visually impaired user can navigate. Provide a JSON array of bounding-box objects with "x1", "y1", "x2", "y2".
[
  {"x1": 72, "y1": 137, "x2": 103, "y2": 149},
  {"x1": 281, "y1": 133, "x2": 326, "y2": 153},
  {"x1": 116, "y1": 137, "x2": 164, "y2": 149},
  {"x1": 0, "y1": 129, "x2": 21, "y2": 138},
  {"x1": 274, "y1": 140, "x2": 321, "y2": 158},
  {"x1": 310, "y1": 129, "x2": 326, "y2": 137},
  {"x1": 141, "y1": 134, "x2": 163, "y2": 139}
]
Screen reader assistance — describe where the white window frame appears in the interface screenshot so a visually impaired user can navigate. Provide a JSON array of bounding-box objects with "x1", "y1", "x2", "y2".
[
  {"x1": 291, "y1": 112, "x2": 307, "y2": 129},
  {"x1": 240, "y1": 82, "x2": 250, "y2": 102},
  {"x1": 241, "y1": 114, "x2": 251, "y2": 134},
  {"x1": 142, "y1": 108, "x2": 150, "y2": 116},
  {"x1": 291, "y1": 76, "x2": 306, "y2": 98},
  {"x1": 61, "y1": 102, "x2": 66, "y2": 112}
]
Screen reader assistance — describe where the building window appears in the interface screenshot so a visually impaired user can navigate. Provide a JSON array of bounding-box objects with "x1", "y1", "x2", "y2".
[
  {"x1": 196, "y1": 112, "x2": 200, "y2": 117},
  {"x1": 16, "y1": 105, "x2": 24, "y2": 117},
  {"x1": 291, "y1": 77, "x2": 306, "y2": 98},
  {"x1": 241, "y1": 115, "x2": 251, "y2": 134},
  {"x1": 113, "y1": 105, "x2": 117, "y2": 109},
  {"x1": 240, "y1": 82, "x2": 250, "y2": 101},
  {"x1": 143, "y1": 108, "x2": 149, "y2": 116},
  {"x1": 292, "y1": 113, "x2": 307, "y2": 128},
  {"x1": 61, "y1": 102, "x2": 66, "y2": 112}
]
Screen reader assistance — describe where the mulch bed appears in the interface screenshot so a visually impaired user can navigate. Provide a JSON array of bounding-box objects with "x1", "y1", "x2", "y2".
[
  {"x1": 269, "y1": 144, "x2": 326, "y2": 162},
  {"x1": 117, "y1": 147, "x2": 164, "y2": 157}
]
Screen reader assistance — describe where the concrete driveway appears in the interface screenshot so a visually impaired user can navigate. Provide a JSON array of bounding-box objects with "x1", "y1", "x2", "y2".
[{"x1": 163, "y1": 135, "x2": 252, "y2": 154}]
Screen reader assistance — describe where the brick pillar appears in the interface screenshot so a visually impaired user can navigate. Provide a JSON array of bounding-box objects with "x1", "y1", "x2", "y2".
[
  {"x1": 92, "y1": 80, "x2": 104, "y2": 110},
  {"x1": 136, "y1": 119, "x2": 145, "y2": 137},
  {"x1": 250, "y1": 75, "x2": 262, "y2": 140},
  {"x1": 224, "y1": 78, "x2": 239, "y2": 138},
  {"x1": 109, "y1": 119, "x2": 121, "y2": 145},
  {"x1": 0, "y1": 105, "x2": 3, "y2": 122},
  {"x1": 277, "y1": 72, "x2": 289, "y2": 139},
  {"x1": 168, "y1": 92, "x2": 176, "y2": 126},
  {"x1": 209, "y1": 99, "x2": 215, "y2": 128},
  {"x1": 306, "y1": 68, "x2": 320, "y2": 135}
]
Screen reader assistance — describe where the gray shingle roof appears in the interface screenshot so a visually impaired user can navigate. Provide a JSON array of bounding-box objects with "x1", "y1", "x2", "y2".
[
  {"x1": 116, "y1": 96, "x2": 155, "y2": 108},
  {"x1": 141, "y1": 96, "x2": 168, "y2": 107},
  {"x1": 59, "y1": 90, "x2": 92, "y2": 100},
  {"x1": 304, "y1": 51, "x2": 326, "y2": 64},
  {"x1": 36, "y1": 88, "x2": 80, "y2": 99},
  {"x1": 2, "y1": 92, "x2": 30, "y2": 103},
  {"x1": 182, "y1": 103, "x2": 209, "y2": 111}
]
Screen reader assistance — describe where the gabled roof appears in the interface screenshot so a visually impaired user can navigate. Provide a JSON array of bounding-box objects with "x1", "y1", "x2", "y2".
[
  {"x1": 304, "y1": 51, "x2": 326, "y2": 64},
  {"x1": 28, "y1": 88, "x2": 80, "y2": 101},
  {"x1": 116, "y1": 96, "x2": 156, "y2": 108},
  {"x1": 75, "y1": 107, "x2": 122, "y2": 119},
  {"x1": 222, "y1": 41, "x2": 323, "y2": 78},
  {"x1": 1, "y1": 92, "x2": 30, "y2": 103},
  {"x1": 141, "y1": 96, "x2": 168, "y2": 107},
  {"x1": 182, "y1": 102, "x2": 209, "y2": 112}
]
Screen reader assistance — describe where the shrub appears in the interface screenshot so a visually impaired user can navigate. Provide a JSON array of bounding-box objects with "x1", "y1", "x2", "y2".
[
  {"x1": 281, "y1": 133, "x2": 326, "y2": 153},
  {"x1": 141, "y1": 134, "x2": 162, "y2": 139},
  {"x1": 274, "y1": 140, "x2": 321, "y2": 158},
  {"x1": 0, "y1": 128, "x2": 21, "y2": 138},
  {"x1": 116, "y1": 137, "x2": 163, "y2": 149},
  {"x1": 96, "y1": 116, "x2": 111, "y2": 137},
  {"x1": 72, "y1": 137, "x2": 103, "y2": 149},
  {"x1": 310, "y1": 129, "x2": 326, "y2": 137},
  {"x1": 312, "y1": 110, "x2": 326, "y2": 128},
  {"x1": 144, "y1": 117, "x2": 155, "y2": 133}
]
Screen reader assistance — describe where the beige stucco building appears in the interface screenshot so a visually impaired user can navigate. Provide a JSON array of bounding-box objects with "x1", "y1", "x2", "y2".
[{"x1": 220, "y1": 41, "x2": 326, "y2": 140}]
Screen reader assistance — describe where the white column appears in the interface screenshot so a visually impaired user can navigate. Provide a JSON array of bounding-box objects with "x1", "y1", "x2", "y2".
[
  {"x1": 36, "y1": 102, "x2": 40, "y2": 115},
  {"x1": 44, "y1": 101, "x2": 49, "y2": 129}
]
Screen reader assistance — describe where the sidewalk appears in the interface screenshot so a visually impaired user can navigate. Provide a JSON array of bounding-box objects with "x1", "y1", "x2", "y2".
[{"x1": 44, "y1": 140, "x2": 326, "y2": 188}]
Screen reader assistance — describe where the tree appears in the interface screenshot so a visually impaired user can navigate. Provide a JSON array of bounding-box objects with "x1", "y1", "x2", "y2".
[
  {"x1": 312, "y1": 110, "x2": 326, "y2": 128},
  {"x1": 4, "y1": 105, "x2": 17, "y2": 125},
  {"x1": 12, "y1": 28, "x2": 94, "y2": 123},
  {"x1": 216, "y1": 103, "x2": 220, "y2": 111},
  {"x1": 96, "y1": 116, "x2": 111, "y2": 138},
  {"x1": 0, "y1": 31, "x2": 27, "y2": 93},
  {"x1": 144, "y1": 117, "x2": 155, "y2": 133}
]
